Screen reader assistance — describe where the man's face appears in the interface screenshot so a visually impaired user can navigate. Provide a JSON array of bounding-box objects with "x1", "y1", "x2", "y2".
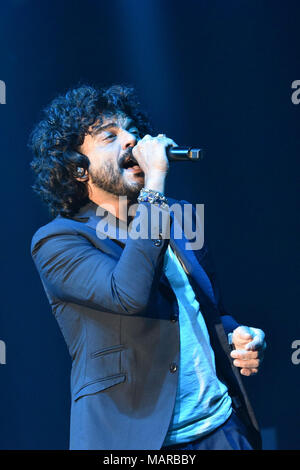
[{"x1": 79, "y1": 113, "x2": 144, "y2": 200}]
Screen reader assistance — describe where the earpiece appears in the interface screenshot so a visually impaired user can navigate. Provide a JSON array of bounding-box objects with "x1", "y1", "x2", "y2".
[
  {"x1": 77, "y1": 167, "x2": 85, "y2": 177},
  {"x1": 76, "y1": 167, "x2": 88, "y2": 180}
]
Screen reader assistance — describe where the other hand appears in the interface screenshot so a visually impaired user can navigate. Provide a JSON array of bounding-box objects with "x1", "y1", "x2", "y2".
[{"x1": 230, "y1": 325, "x2": 266, "y2": 376}]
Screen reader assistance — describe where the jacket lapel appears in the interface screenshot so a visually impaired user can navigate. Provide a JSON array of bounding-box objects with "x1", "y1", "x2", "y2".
[{"x1": 169, "y1": 201, "x2": 218, "y2": 307}]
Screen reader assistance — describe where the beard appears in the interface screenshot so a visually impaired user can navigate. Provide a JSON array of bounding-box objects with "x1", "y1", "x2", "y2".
[{"x1": 89, "y1": 159, "x2": 144, "y2": 201}]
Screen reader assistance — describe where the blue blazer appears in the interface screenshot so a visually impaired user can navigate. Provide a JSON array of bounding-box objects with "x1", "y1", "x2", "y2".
[{"x1": 31, "y1": 198, "x2": 262, "y2": 450}]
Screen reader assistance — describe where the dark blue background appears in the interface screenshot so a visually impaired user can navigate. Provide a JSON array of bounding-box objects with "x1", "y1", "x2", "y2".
[{"x1": 0, "y1": 0, "x2": 299, "y2": 449}]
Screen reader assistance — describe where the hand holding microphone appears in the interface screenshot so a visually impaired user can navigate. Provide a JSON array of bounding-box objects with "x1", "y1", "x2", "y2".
[
  {"x1": 131, "y1": 134, "x2": 175, "y2": 193},
  {"x1": 157, "y1": 133, "x2": 204, "y2": 161},
  {"x1": 132, "y1": 133, "x2": 204, "y2": 170},
  {"x1": 131, "y1": 133, "x2": 203, "y2": 194}
]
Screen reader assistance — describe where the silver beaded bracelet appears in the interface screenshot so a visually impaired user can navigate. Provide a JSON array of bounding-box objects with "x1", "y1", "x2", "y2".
[{"x1": 137, "y1": 188, "x2": 169, "y2": 209}]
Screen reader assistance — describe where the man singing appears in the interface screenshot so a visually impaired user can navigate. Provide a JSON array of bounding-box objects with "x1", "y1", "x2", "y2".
[{"x1": 30, "y1": 84, "x2": 266, "y2": 450}]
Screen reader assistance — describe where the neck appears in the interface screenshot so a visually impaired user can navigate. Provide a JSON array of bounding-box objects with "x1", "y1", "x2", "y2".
[{"x1": 88, "y1": 186, "x2": 137, "y2": 223}]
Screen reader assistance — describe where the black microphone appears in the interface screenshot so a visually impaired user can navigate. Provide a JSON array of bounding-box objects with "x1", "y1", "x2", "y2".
[{"x1": 166, "y1": 146, "x2": 204, "y2": 161}]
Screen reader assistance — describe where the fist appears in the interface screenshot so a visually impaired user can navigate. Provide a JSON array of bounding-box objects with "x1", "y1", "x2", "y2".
[
  {"x1": 132, "y1": 134, "x2": 177, "y2": 177},
  {"x1": 230, "y1": 325, "x2": 266, "y2": 377}
]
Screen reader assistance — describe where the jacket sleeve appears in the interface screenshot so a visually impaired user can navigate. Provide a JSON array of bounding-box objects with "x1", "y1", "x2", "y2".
[{"x1": 31, "y1": 202, "x2": 171, "y2": 315}]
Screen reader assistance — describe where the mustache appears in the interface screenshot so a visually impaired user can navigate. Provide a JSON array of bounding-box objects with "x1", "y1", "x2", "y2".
[{"x1": 118, "y1": 146, "x2": 138, "y2": 168}]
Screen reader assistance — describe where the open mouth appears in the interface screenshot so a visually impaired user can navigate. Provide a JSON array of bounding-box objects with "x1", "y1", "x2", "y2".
[{"x1": 120, "y1": 155, "x2": 143, "y2": 174}]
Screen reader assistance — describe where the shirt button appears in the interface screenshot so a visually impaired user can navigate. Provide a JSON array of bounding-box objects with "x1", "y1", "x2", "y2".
[{"x1": 169, "y1": 362, "x2": 178, "y2": 373}]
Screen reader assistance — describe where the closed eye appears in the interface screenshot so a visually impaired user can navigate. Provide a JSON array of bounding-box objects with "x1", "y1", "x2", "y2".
[{"x1": 104, "y1": 133, "x2": 116, "y2": 140}]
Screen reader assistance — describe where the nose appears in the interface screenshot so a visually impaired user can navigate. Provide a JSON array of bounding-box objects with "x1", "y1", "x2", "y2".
[{"x1": 121, "y1": 129, "x2": 137, "y2": 150}]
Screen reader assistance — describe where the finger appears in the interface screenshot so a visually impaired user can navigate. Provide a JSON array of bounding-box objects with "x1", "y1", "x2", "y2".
[
  {"x1": 167, "y1": 140, "x2": 178, "y2": 148},
  {"x1": 240, "y1": 368, "x2": 258, "y2": 376},
  {"x1": 245, "y1": 334, "x2": 265, "y2": 351},
  {"x1": 233, "y1": 358, "x2": 260, "y2": 368},
  {"x1": 157, "y1": 136, "x2": 178, "y2": 147},
  {"x1": 240, "y1": 368, "x2": 252, "y2": 376},
  {"x1": 231, "y1": 349, "x2": 264, "y2": 364},
  {"x1": 245, "y1": 327, "x2": 266, "y2": 350},
  {"x1": 231, "y1": 350, "x2": 258, "y2": 360}
]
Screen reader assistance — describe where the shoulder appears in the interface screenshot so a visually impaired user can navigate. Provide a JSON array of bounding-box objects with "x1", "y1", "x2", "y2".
[
  {"x1": 31, "y1": 201, "x2": 97, "y2": 254},
  {"x1": 31, "y1": 215, "x2": 86, "y2": 255}
]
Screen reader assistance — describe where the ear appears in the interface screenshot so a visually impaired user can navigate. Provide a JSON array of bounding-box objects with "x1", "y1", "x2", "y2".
[
  {"x1": 66, "y1": 149, "x2": 89, "y2": 182},
  {"x1": 75, "y1": 166, "x2": 89, "y2": 182}
]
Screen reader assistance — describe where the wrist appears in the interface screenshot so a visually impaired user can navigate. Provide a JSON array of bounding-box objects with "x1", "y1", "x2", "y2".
[{"x1": 144, "y1": 170, "x2": 167, "y2": 194}]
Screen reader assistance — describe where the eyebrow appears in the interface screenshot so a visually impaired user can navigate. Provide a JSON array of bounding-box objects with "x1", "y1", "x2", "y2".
[{"x1": 95, "y1": 120, "x2": 137, "y2": 134}]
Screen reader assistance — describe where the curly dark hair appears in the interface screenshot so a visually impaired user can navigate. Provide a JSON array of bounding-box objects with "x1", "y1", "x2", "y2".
[{"x1": 29, "y1": 84, "x2": 153, "y2": 217}]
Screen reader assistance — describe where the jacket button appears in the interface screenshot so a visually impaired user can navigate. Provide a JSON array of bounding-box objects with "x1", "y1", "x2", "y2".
[
  {"x1": 153, "y1": 239, "x2": 162, "y2": 247},
  {"x1": 169, "y1": 362, "x2": 178, "y2": 373},
  {"x1": 171, "y1": 317, "x2": 178, "y2": 323}
]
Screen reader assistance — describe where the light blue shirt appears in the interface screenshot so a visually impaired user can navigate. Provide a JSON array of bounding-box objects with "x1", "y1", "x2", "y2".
[{"x1": 163, "y1": 245, "x2": 232, "y2": 446}]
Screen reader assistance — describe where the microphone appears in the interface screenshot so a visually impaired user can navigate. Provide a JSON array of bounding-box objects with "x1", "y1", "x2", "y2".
[{"x1": 166, "y1": 146, "x2": 204, "y2": 161}]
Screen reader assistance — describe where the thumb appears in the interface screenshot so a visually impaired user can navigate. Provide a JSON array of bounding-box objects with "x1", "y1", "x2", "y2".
[{"x1": 232, "y1": 326, "x2": 253, "y2": 348}]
